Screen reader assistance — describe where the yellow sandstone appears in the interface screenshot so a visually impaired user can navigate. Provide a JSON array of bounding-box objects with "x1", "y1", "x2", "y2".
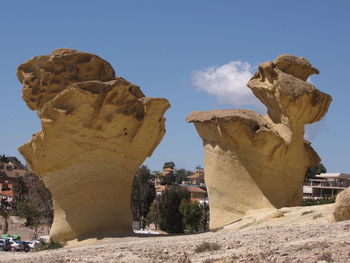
[
  {"x1": 17, "y1": 49, "x2": 170, "y2": 242},
  {"x1": 187, "y1": 55, "x2": 331, "y2": 229}
]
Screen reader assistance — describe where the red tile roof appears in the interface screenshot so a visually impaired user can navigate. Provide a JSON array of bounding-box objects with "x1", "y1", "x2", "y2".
[
  {"x1": 155, "y1": 185, "x2": 207, "y2": 194},
  {"x1": 188, "y1": 173, "x2": 203, "y2": 179},
  {"x1": 185, "y1": 187, "x2": 207, "y2": 193},
  {"x1": 0, "y1": 189, "x2": 13, "y2": 197}
]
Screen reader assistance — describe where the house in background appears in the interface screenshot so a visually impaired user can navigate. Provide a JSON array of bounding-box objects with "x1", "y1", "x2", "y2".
[
  {"x1": 180, "y1": 185, "x2": 207, "y2": 204},
  {"x1": 0, "y1": 157, "x2": 27, "y2": 201},
  {"x1": 155, "y1": 184, "x2": 208, "y2": 204},
  {"x1": 0, "y1": 181, "x2": 13, "y2": 201},
  {"x1": 0, "y1": 159, "x2": 27, "y2": 178},
  {"x1": 154, "y1": 167, "x2": 208, "y2": 204},
  {"x1": 161, "y1": 167, "x2": 174, "y2": 176},
  {"x1": 154, "y1": 167, "x2": 175, "y2": 186},
  {"x1": 186, "y1": 168, "x2": 205, "y2": 185},
  {"x1": 303, "y1": 173, "x2": 350, "y2": 198}
]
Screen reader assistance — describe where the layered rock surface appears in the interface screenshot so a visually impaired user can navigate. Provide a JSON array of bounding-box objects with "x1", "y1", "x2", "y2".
[
  {"x1": 17, "y1": 49, "x2": 170, "y2": 242},
  {"x1": 187, "y1": 54, "x2": 331, "y2": 229}
]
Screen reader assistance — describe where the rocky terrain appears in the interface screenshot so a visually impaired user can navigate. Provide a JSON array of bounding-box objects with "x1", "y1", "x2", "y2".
[{"x1": 2, "y1": 204, "x2": 349, "y2": 263}]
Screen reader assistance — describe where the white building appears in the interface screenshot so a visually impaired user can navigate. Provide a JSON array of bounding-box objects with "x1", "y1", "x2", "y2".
[
  {"x1": 0, "y1": 161, "x2": 27, "y2": 178},
  {"x1": 303, "y1": 173, "x2": 350, "y2": 198}
]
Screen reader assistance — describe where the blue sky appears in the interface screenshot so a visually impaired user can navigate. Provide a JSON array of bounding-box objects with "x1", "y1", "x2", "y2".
[{"x1": 0, "y1": 1, "x2": 349, "y2": 173}]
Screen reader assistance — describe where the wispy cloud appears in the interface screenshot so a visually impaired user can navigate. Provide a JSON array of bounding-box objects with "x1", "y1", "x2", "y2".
[
  {"x1": 305, "y1": 120, "x2": 329, "y2": 141},
  {"x1": 192, "y1": 61, "x2": 264, "y2": 110}
]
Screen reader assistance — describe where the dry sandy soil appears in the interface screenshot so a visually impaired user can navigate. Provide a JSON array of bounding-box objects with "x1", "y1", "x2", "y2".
[{"x1": 1, "y1": 204, "x2": 349, "y2": 263}]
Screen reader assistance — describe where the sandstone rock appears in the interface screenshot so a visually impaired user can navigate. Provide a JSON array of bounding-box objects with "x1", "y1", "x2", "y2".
[
  {"x1": 187, "y1": 54, "x2": 331, "y2": 229},
  {"x1": 332, "y1": 187, "x2": 350, "y2": 222},
  {"x1": 17, "y1": 49, "x2": 170, "y2": 242}
]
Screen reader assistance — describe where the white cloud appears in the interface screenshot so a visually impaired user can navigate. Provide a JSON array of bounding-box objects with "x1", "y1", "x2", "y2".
[
  {"x1": 192, "y1": 61, "x2": 264, "y2": 110},
  {"x1": 192, "y1": 61, "x2": 327, "y2": 141}
]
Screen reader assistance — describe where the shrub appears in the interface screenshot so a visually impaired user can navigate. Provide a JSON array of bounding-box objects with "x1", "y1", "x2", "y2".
[
  {"x1": 34, "y1": 240, "x2": 63, "y2": 251},
  {"x1": 195, "y1": 241, "x2": 221, "y2": 253},
  {"x1": 302, "y1": 197, "x2": 336, "y2": 206},
  {"x1": 318, "y1": 251, "x2": 333, "y2": 262}
]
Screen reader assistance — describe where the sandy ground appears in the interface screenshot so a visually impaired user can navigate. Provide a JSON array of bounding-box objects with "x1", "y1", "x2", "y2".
[{"x1": 1, "y1": 204, "x2": 349, "y2": 263}]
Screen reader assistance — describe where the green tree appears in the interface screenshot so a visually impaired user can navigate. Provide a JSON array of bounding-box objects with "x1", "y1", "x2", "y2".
[
  {"x1": 179, "y1": 199, "x2": 203, "y2": 233},
  {"x1": 12, "y1": 176, "x2": 28, "y2": 206},
  {"x1": 146, "y1": 201, "x2": 159, "y2": 229},
  {"x1": 304, "y1": 163, "x2": 327, "y2": 182},
  {"x1": 0, "y1": 197, "x2": 13, "y2": 234},
  {"x1": 12, "y1": 174, "x2": 53, "y2": 227},
  {"x1": 163, "y1": 171, "x2": 175, "y2": 185},
  {"x1": 16, "y1": 201, "x2": 41, "y2": 225},
  {"x1": 200, "y1": 202, "x2": 209, "y2": 231},
  {"x1": 175, "y1": 169, "x2": 193, "y2": 184},
  {"x1": 16, "y1": 201, "x2": 42, "y2": 238},
  {"x1": 25, "y1": 174, "x2": 53, "y2": 226},
  {"x1": 159, "y1": 162, "x2": 176, "y2": 185},
  {"x1": 131, "y1": 165, "x2": 156, "y2": 228},
  {"x1": 151, "y1": 185, "x2": 190, "y2": 234},
  {"x1": 163, "y1": 161, "x2": 175, "y2": 169},
  {"x1": 0, "y1": 154, "x2": 8, "y2": 162}
]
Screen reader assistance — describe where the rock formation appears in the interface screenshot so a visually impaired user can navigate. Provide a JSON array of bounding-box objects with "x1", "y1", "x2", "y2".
[
  {"x1": 187, "y1": 55, "x2": 331, "y2": 229},
  {"x1": 332, "y1": 187, "x2": 350, "y2": 222},
  {"x1": 17, "y1": 49, "x2": 170, "y2": 242}
]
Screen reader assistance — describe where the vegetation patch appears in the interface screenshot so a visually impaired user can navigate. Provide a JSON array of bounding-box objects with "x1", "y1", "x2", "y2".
[
  {"x1": 33, "y1": 241, "x2": 63, "y2": 251},
  {"x1": 302, "y1": 197, "x2": 336, "y2": 206},
  {"x1": 195, "y1": 241, "x2": 221, "y2": 253},
  {"x1": 318, "y1": 251, "x2": 333, "y2": 262}
]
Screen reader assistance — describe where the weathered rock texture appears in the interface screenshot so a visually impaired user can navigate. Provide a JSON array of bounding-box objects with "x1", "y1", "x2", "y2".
[
  {"x1": 332, "y1": 187, "x2": 350, "y2": 222},
  {"x1": 17, "y1": 49, "x2": 170, "y2": 242},
  {"x1": 187, "y1": 54, "x2": 331, "y2": 229}
]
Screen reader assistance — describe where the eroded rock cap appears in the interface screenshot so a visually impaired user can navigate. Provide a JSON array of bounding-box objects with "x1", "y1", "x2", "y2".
[{"x1": 17, "y1": 49, "x2": 117, "y2": 110}]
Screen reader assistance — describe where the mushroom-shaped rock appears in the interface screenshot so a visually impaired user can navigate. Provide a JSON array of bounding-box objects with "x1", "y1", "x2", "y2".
[
  {"x1": 18, "y1": 49, "x2": 170, "y2": 242},
  {"x1": 187, "y1": 55, "x2": 331, "y2": 229}
]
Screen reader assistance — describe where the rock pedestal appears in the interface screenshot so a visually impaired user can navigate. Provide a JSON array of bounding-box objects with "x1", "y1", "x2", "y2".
[
  {"x1": 17, "y1": 49, "x2": 170, "y2": 242},
  {"x1": 187, "y1": 55, "x2": 331, "y2": 229}
]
